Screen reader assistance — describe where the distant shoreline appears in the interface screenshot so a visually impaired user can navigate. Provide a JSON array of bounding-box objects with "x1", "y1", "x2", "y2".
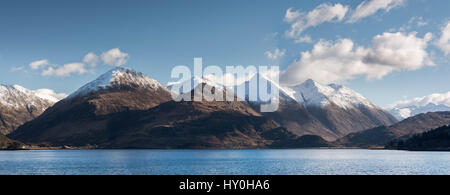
[{"x1": 0, "y1": 146, "x2": 425, "y2": 151}]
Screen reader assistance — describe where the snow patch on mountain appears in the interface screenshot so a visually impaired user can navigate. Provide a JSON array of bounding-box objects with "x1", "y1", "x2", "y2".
[
  {"x1": 289, "y1": 79, "x2": 375, "y2": 109},
  {"x1": 68, "y1": 66, "x2": 166, "y2": 99},
  {"x1": 167, "y1": 75, "x2": 227, "y2": 94},
  {"x1": 167, "y1": 74, "x2": 379, "y2": 110},
  {"x1": 236, "y1": 73, "x2": 296, "y2": 102},
  {"x1": 0, "y1": 84, "x2": 62, "y2": 109},
  {"x1": 387, "y1": 91, "x2": 450, "y2": 120},
  {"x1": 34, "y1": 89, "x2": 68, "y2": 102}
]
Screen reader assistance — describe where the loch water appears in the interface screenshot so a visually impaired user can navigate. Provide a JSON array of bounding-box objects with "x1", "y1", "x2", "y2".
[{"x1": 1, "y1": 149, "x2": 449, "y2": 175}]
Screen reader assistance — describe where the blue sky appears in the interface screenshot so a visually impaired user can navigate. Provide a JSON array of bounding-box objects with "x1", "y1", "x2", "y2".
[{"x1": 0, "y1": 0, "x2": 449, "y2": 107}]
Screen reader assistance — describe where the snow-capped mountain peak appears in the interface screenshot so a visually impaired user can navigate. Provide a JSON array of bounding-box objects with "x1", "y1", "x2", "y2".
[
  {"x1": 68, "y1": 66, "x2": 166, "y2": 99},
  {"x1": 387, "y1": 91, "x2": 450, "y2": 120},
  {"x1": 289, "y1": 79, "x2": 375, "y2": 109},
  {"x1": 0, "y1": 84, "x2": 62, "y2": 110},
  {"x1": 240, "y1": 73, "x2": 296, "y2": 101},
  {"x1": 167, "y1": 75, "x2": 378, "y2": 110},
  {"x1": 33, "y1": 88, "x2": 67, "y2": 102},
  {"x1": 167, "y1": 75, "x2": 228, "y2": 94},
  {"x1": 290, "y1": 79, "x2": 329, "y2": 107},
  {"x1": 0, "y1": 84, "x2": 66, "y2": 135}
]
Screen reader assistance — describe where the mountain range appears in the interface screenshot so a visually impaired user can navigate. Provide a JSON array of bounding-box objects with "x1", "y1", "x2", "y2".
[
  {"x1": 8, "y1": 68, "x2": 331, "y2": 148},
  {"x1": 9, "y1": 67, "x2": 173, "y2": 147},
  {"x1": 169, "y1": 73, "x2": 398, "y2": 141},
  {"x1": 386, "y1": 125, "x2": 450, "y2": 151},
  {"x1": 335, "y1": 111, "x2": 450, "y2": 147},
  {"x1": 387, "y1": 91, "x2": 450, "y2": 120},
  {"x1": 287, "y1": 79, "x2": 397, "y2": 139},
  {"x1": 0, "y1": 85, "x2": 63, "y2": 135},
  {"x1": 3, "y1": 66, "x2": 449, "y2": 149}
]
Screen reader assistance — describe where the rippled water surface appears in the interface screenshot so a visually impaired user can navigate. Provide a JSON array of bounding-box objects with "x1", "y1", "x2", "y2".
[{"x1": 1, "y1": 149, "x2": 449, "y2": 175}]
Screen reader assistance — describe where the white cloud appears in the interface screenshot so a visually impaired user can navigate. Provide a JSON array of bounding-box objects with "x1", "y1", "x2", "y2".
[
  {"x1": 395, "y1": 16, "x2": 428, "y2": 32},
  {"x1": 29, "y1": 59, "x2": 49, "y2": 70},
  {"x1": 387, "y1": 91, "x2": 450, "y2": 109},
  {"x1": 284, "y1": 4, "x2": 349, "y2": 42},
  {"x1": 264, "y1": 32, "x2": 279, "y2": 41},
  {"x1": 10, "y1": 66, "x2": 25, "y2": 72},
  {"x1": 83, "y1": 52, "x2": 99, "y2": 67},
  {"x1": 364, "y1": 32, "x2": 434, "y2": 70},
  {"x1": 347, "y1": 0, "x2": 405, "y2": 23},
  {"x1": 435, "y1": 21, "x2": 450, "y2": 55},
  {"x1": 280, "y1": 31, "x2": 434, "y2": 86},
  {"x1": 294, "y1": 35, "x2": 313, "y2": 43},
  {"x1": 42, "y1": 62, "x2": 88, "y2": 77},
  {"x1": 33, "y1": 88, "x2": 67, "y2": 102},
  {"x1": 283, "y1": 1, "x2": 407, "y2": 43},
  {"x1": 100, "y1": 48, "x2": 129, "y2": 66},
  {"x1": 414, "y1": 17, "x2": 428, "y2": 27},
  {"x1": 25, "y1": 48, "x2": 130, "y2": 77},
  {"x1": 265, "y1": 48, "x2": 286, "y2": 60}
]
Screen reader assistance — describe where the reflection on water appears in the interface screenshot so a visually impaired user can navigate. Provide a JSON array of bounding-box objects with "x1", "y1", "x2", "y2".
[{"x1": 0, "y1": 149, "x2": 449, "y2": 175}]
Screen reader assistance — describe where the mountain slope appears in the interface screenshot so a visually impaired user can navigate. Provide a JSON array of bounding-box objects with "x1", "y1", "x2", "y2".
[
  {"x1": 237, "y1": 74, "x2": 338, "y2": 141},
  {"x1": 336, "y1": 111, "x2": 450, "y2": 147},
  {"x1": 168, "y1": 76, "x2": 397, "y2": 141},
  {"x1": 9, "y1": 67, "x2": 174, "y2": 144},
  {"x1": 386, "y1": 125, "x2": 450, "y2": 151},
  {"x1": 387, "y1": 91, "x2": 450, "y2": 120},
  {"x1": 91, "y1": 84, "x2": 297, "y2": 148},
  {"x1": 0, "y1": 133, "x2": 25, "y2": 149},
  {"x1": 0, "y1": 84, "x2": 60, "y2": 135},
  {"x1": 65, "y1": 66, "x2": 174, "y2": 115},
  {"x1": 167, "y1": 75, "x2": 228, "y2": 94},
  {"x1": 10, "y1": 80, "x2": 330, "y2": 148},
  {"x1": 289, "y1": 79, "x2": 398, "y2": 137}
]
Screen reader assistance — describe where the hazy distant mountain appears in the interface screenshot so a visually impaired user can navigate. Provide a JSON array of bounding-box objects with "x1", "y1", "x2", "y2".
[
  {"x1": 386, "y1": 125, "x2": 450, "y2": 151},
  {"x1": 336, "y1": 111, "x2": 450, "y2": 147},
  {"x1": 387, "y1": 91, "x2": 450, "y2": 120},
  {"x1": 0, "y1": 84, "x2": 63, "y2": 135},
  {"x1": 288, "y1": 79, "x2": 398, "y2": 138}
]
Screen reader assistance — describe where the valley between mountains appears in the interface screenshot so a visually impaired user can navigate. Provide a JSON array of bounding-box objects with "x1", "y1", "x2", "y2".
[{"x1": 1, "y1": 67, "x2": 449, "y2": 150}]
